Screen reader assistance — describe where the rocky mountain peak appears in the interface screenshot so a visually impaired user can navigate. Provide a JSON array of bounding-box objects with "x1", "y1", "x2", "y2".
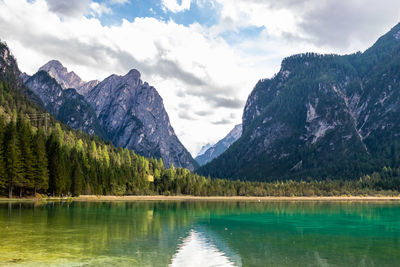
[
  {"x1": 121, "y1": 69, "x2": 142, "y2": 88},
  {"x1": 0, "y1": 42, "x2": 18, "y2": 75},
  {"x1": 38, "y1": 60, "x2": 101, "y2": 96},
  {"x1": 126, "y1": 69, "x2": 141, "y2": 79},
  {"x1": 25, "y1": 70, "x2": 108, "y2": 140},
  {"x1": 198, "y1": 22, "x2": 400, "y2": 181},
  {"x1": 195, "y1": 124, "x2": 242, "y2": 166},
  {"x1": 0, "y1": 42, "x2": 28, "y2": 91},
  {"x1": 40, "y1": 59, "x2": 64, "y2": 71},
  {"x1": 84, "y1": 68, "x2": 198, "y2": 170},
  {"x1": 197, "y1": 143, "x2": 213, "y2": 157},
  {"x1": 39, "y1": 60, "x2": 84, "y2": 89}
]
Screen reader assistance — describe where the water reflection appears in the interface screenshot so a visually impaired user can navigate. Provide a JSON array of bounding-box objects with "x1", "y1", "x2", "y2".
[
  {"x1": 170, "y1": 229, "x2": 240, "y2": 267},
  {"x1": 0, "y1": 201, "x2": 399, "y2": 266}
]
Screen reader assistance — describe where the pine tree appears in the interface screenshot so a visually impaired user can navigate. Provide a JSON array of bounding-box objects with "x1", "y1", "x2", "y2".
[
  {"x1": 47, "y1": 133, "x2": 67, "y2": 196},
  {"x1": 4, "y1": 121, "x2": 24, "y2": 198},
  {"x1": 32, "y1": 129, "x2": 49, "y2": 195},
  {"x1": 0, "y1": 116, "x2": 6, "y2": 190},
  {"x1": 17, "y1": 114, "x2": 35, "y2": 194},
  {"x1": 72, "y1": 164, "x2": 83, "y2": 196}
]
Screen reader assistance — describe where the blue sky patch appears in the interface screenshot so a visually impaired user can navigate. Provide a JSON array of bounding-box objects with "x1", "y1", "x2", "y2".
[{"x1": 91, "y1": 0, "x2": 220, "y2": 28}]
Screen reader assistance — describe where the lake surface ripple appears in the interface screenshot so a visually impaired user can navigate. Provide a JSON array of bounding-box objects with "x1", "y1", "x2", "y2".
[{"x1": 0, "y1": 201, "x2": 399, "y2": 266}]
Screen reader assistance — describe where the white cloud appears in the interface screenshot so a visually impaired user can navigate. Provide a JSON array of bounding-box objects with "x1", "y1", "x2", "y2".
[
  {"x1": 89, "y1": 2, "x2": 112, "y2": 17},
  {"x1": 213, "y1": 0, "x2": 400, "y2": 53},
  {"x1": 110, "y1": 0, "x2": 129, "y2": 4},
  {"x1": 1, "y1": 0, "x2": 400, "y2": 156},
  {"x1": 0, "y1": 0, "x2": 249, "y2": 155},
  {"x1": 44, "y1": 0, "x2": 90, "y2": 17},
  {"x1": 162, "y1": 0, "x2": 191, "y2": 13}
]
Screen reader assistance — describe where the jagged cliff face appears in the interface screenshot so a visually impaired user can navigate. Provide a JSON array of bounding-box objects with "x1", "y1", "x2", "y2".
[
  {"x1": 25, "y1": 71, "x2": 107, "y2": 139},
  {"x1": 25, "y1": 71, "x2": 64, "y2": 114},
  {"x1": 0, "y1": 42, "x2": 43, "y2": 106},
  {"x1": 86, "y1": 69, "x2": 198, "y2": 170},
  {"x1": 25, "y1": 60, "x2": 197, "y2": 170},
  {"x1": 0, "y1": 42, "x2": 20, "y2": 80},
  {"x1": 39, "y1": 60, "x2": 84, "y2": 89},
  {"x1": 77, "y1": 79, "x2": 100, "y2": 96},
  {"x1": 195, "y1": 124, "x2": 242, "y2": 166},
  {"x1": 198, "y1": 23, "x2": 400, "y2": 181},
  {"x1": 39, "y1": 60, "x2": 99, "y2": 96},
  {"x1": 4, "y1": 42, "x2": 196, "y2": 170}
]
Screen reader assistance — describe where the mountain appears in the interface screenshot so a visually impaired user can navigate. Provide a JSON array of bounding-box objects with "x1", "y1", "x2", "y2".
[
  {"x1": 86, "y1": 69, "x2": 198, "y2": 170},
  {"x1": 2, "y1": 39, "x2": 399, "y2": 199},
  {"x1": 197, "y1": 143, "x2": 213, "y2": 157},
  {"x1": 195, "y1": 124, "x2": 242, "y2": 166},
  {"x1": 39, "y1": 60, "x2": 84, "y2": 89},
  {"x1": 25, "y1": 71, "x2": 108, "y2": 139},
  {"x1": 198, "y1": 23, "x2": 400, "y2": 181},
  {"x1": 0, "y1": 42, "x2": 43, "y2": 107},
  {"x1": 0, "y1": 39, "x2": 194, "y2": 198},
  {"x1": 39, "y1": 60, "x2": 99, "y2": 95},
  {"x1": 20, "y1": 72, "x2": 30, "y2": 83},
  {"x1": 26, "y1": 60, "x2": 197, "y2": 170}
]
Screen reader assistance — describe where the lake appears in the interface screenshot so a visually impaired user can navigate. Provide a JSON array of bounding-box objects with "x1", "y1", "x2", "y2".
[{"x1": 0, "y1": 201, "x2": 399, "y2": 266}]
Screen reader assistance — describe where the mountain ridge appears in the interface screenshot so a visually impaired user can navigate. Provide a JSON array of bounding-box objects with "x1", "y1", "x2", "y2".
[
  {"x1": 25, "y1": 70, "x2": 108, "y2": 140},
  {"x1": 197, "y1": 22, "x2": 400, "y2": 181},
  {"x1": 26, "y1": 60, "x2": 198, "y2": 170},
  {"x1": 85, "y1": 68, "x2": 198, "y2": 170},
  {"x1": 195, "y1": 124, "x2": 242, "y2": 166}
]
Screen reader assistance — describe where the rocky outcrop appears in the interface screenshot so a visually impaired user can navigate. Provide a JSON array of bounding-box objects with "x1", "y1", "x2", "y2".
[
  {"x1": 77, "y1": 79, "x2": 100, "y2": 96},
  {"x1": 198, "y1": 22, "x2": 400, "y2": 181},
  {"x1": 39, "y1": 60, "x2": 84, "y2": 90},
  {"x1": 195, "y1": 124, "x2": 242, "y2": 166},
  {"x1": 86, "y1": 69, "x2": 198, "y2": 170},
  {"x1": 197, "y1": 143, "x2": 213, "y2": 157},
  {"x1": 0, "y1": 42, "x2": 43, "y2": 106},
  {"x1": 38, "y1": 60, "x2": 99, "y2": 96},
  {"x1": 20, "y1": 72, "x2": 30, "y2": 83},
  {"x1": 25, "y1": 71, "x2": 107, "y2": 139},
  {"x1": 27, "y1": 60, "x2": 197, "y2": 170}
]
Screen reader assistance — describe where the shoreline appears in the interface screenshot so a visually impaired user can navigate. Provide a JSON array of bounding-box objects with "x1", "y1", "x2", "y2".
[{"x1": 2, "y1": 195, "x2": 400, "y2": 202}]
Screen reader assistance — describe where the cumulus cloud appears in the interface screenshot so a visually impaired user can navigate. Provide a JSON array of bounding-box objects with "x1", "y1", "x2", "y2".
[
  {"x1": 162, "y1": 0, "x2": 191, "y2": 13},
  {"x1": 44, "y1": 0, "x2": 90, "y2": 17},
  {"x1": 0, "y1": 0, "x2": 251, "y2": 155},
  {"x1": 2, "y1": 0, "x2": 400, "y2": 155},
  {"x1": 89, "y1": 2, "x2": 112, "y2": 17},
  {"x1": 214, "y1": 0, "x2": 400, "y2": 53}
]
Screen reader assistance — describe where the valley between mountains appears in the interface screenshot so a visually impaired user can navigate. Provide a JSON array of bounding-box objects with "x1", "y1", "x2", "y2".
[{"x1": 2, "y1": 22, "x2": 400, "y2": 196}]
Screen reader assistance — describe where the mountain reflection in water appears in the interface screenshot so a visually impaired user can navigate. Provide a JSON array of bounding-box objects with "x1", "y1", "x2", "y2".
[
  {"x1": 170, "y1": 229, "x2": 240, "y2": 267},
  {"x1": 1, "y1": 201, "x2": 400, "y2": 266}
]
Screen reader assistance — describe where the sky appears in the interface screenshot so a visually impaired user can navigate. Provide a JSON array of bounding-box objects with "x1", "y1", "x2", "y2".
[{"x1": 1, "y1": 0, "x2": 400, "y2": 156}]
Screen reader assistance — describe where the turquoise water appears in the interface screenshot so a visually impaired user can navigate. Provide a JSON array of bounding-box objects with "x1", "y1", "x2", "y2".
[{"x1": 0, "y1": 201, "x2": 399, "y2": 266}]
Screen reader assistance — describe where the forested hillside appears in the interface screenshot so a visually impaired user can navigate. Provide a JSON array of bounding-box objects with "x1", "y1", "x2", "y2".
[
  {"x1": 198, "y1": 23, "x2": 400, "y2": 182},
  {"x1": 1, "y1": 40, "x2": 400, "y2": 198},
  {"x1": 26, "y1": 60, "x2": 198, "y2": 171}
]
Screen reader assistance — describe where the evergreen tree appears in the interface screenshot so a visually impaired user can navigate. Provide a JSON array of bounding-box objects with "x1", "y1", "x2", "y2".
[
  {"x1": 4, "y1": 121, "x2": 24, "y2": 198},
  {"x1": 47, "y1": 133, "x2": 67, "y2": 196},
  {"x1": 17, "y1": 114, "x2": 35, "y2": 194},
  {"x1": 71, "y1": 162, "x2": 83, "y2": 196},
  {"x1": 32, "y1": 129, "x2": 49, "y2": 195},
  {"x1": 0, "y1": 116, "x2": 6, "y2": 190}
]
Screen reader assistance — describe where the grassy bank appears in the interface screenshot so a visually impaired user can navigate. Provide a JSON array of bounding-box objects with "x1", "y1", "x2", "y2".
[{"x1": 2, "y1": 195, "x2": 400, "y2": 202}]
